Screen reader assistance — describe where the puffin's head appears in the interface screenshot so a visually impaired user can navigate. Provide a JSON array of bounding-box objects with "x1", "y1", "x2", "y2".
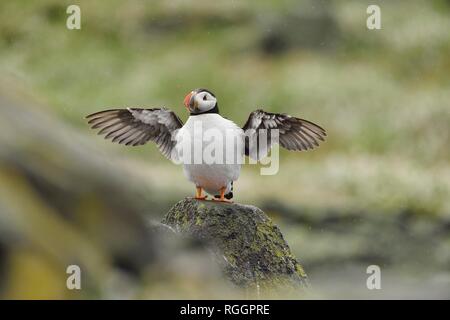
[{"x1": 183, "y1": 88, "x2": 217, "y2": 114}]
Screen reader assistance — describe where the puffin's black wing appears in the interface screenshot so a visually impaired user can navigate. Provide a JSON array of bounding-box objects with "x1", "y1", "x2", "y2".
[
  {"x1": 86, "y1": 108, "x2": 183, "y2": 160},
  {"x1": 242, "y1": 109, "x2": 326, "y2": 159}
]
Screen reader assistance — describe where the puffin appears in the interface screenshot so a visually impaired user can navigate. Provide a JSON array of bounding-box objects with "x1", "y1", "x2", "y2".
[{"x1": 86, "y1": 88, "x2": 326, "y2": 202}]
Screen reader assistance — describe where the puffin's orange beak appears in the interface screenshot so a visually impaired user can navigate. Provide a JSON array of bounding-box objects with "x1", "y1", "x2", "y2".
[{"x1": 183, "y1": 91, "x2": 194, "y2": 110}]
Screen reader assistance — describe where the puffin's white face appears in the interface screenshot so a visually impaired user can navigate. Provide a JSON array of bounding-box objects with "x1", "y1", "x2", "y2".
[{"x1": 183, "y1": 89, "x2": 217, "y2": 114}]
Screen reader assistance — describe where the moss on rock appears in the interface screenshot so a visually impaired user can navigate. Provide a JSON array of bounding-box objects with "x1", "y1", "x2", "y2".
[{"x1": 162, "y1": 198, "x2": 309, "y2": 290}]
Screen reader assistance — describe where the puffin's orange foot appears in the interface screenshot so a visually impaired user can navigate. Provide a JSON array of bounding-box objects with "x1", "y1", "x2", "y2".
[
  {"x1": 194, "y1": 187, "x2": 207, "y2": 200},
  {"x1": 212, "y1": 187, "x2": 233, "y2": 203},
  {"x1": 212, "y1": 197, "x2": 233, "y2": 203}
]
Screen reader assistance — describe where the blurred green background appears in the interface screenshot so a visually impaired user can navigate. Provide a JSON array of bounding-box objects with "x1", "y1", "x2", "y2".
[{"x1": 0, "y1": 0, "x2": 449, "y2": 299}]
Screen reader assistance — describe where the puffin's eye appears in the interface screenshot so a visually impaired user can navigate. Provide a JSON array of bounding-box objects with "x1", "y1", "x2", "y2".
[{"x1": 203, "y1": 95, "x2": 207, "y2": 101}]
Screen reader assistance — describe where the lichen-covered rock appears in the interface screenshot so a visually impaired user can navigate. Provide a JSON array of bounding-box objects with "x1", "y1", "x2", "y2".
[{"x1": 162, "y1": 198, "x2": 309, "y2": 290}]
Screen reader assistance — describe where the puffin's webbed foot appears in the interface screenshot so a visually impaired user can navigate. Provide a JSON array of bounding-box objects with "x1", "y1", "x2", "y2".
[
  {"x1": 212, "y1": 187, "x2": 233, "y2": 203},
  {"x1": 194, "y1": 186, "x2": 207, "y2": 200}
]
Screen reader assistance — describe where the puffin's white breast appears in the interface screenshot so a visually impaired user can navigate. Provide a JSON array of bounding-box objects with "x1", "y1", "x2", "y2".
[{"x1": 175, "y1": 114, "x2": 244, "y2": 194}]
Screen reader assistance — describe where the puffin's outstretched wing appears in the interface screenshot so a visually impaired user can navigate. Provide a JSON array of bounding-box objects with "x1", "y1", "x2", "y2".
[
  {"x1": 86, "y1": 108, "x2": 183, "y2": 160},
  {"x1": 242, "y1": 109, "x2": 326, "y2": 159}
]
